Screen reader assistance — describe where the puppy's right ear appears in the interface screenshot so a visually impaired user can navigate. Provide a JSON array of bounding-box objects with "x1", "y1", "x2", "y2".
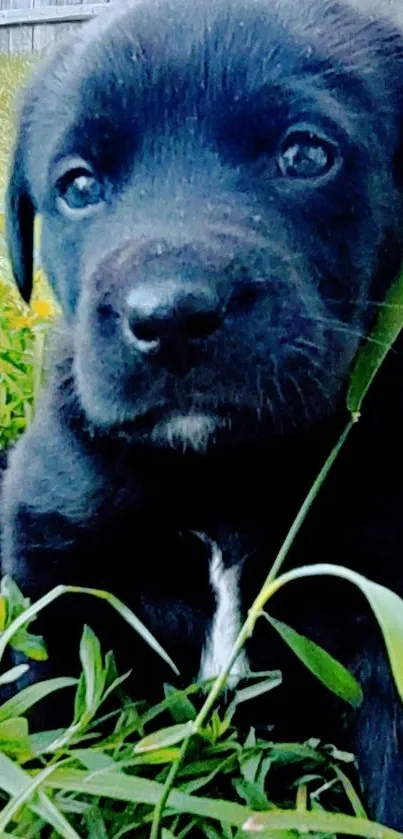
[{"x1": 6, "y1": 128, "x2": 35, "y2": 304}]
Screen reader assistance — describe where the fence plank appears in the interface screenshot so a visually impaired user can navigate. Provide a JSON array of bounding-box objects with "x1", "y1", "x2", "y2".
[
  {"x1": 9, "y1": 0, "x2": 33, "y2": 55},
  {"x1": 0, "y1": 0, "x2": 10, "y2": 51},
  {"x1": 0, "y1": 1, "x2": 110, "y2": 27},
  {"x1": 32, "y1": 0, "x2": 59, "y2": 54}
]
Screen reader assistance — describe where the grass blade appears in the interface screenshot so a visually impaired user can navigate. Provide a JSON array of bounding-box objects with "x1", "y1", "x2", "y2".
[
  {"x1": 0, "y1": 664, "x2": 29, "y2": 686},
  {"x1": 44, "y1": 767, "x2": 250, "y2": 825},
  {"x1": 134, "y1": 722, "x2": 195, "y2": 753},
  {"x1": 347, "y1": 269, "x2": 403, "y2": 415},
  {"x1": 0, "y1": 764, "x2": 57, "y2": 833},
  {"x1": 41, "y1": 768, "x2": 403, "y2": 839},
  {"x1": 263, "y1": 615, "x2": 362, "y2": 707},
  {"x1": 0, "y1": 580, "x2": 178, "y2": 674},
  {"x1": 255, "y1": 563, "x2": 403, "y2": 704},
  {"x1": 242, "y1": 809, "x2": 403, "y2": 838},
  {"x1": 0, "y1": 753, "x2": 81, "y2": 838},
  {"x1": 0, "y1": 677, "x2": 77, "y2": 723}
]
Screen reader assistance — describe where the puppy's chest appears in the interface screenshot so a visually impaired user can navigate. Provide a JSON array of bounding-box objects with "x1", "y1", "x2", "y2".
[
  {"x1": 150, "y1": 524, "x2": 263, "y2": 683},
  {"x1": 194, "y1": 529, "x2": 252, "y2": 684},
  {"x1": 110, "y1": 515, "x2": 263, "y2": 681}
]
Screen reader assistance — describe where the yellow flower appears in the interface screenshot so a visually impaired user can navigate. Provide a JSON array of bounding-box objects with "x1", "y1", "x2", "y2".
[
  {"x1": 0, "y1": 596, "x2": 6, "y2": 632},
  {"x1": 32, "y1": 299, "x2": 54, "y2": 319},
  {"x1": 11, "y1": 315, "x2": 32, "y2": 329}
]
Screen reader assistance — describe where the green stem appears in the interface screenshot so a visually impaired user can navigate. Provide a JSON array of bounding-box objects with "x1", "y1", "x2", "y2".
[
  {"x1": 265, "y1": 419, "x2": 355, "y2": 585},
  {"x1": 149, "y1": 417, "x2": 356, "y2": 839},
  {"x1": 195, "y1": 417, "x2": 356, "y2": 730},
  {"x1": 149, "y1": 734, "x2": 192, "y2": 839}
]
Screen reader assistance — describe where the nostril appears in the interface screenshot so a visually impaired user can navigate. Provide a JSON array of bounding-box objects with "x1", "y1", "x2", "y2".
[
  {"x1": 228, "y1": 285, "x2": 260, "y2": 313},
  {"x1": 126, "y1": 314, "x2": 161, "y2": 353},
  {"x1": 183, "y1": 311, "x2": 222, "y2": 340},
  {"x1": 130, "y1": 320, "x2": 160, "y2": 344}
]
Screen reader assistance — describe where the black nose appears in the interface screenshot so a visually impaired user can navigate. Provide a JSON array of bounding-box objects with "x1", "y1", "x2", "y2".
[{"x1": 127, "y1": 285, "x2": 222, "y2": 353}]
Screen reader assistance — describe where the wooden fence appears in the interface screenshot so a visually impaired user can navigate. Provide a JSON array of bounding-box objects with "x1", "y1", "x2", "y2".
[
  {"x1": 0, "y1": 0, "x2": 112, "y2": 55},
  {"x1": 0, "y1": 0, "x2": 400, "y2": 56}
]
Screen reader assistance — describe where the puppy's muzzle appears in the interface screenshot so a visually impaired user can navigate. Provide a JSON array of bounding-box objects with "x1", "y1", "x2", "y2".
[{"x1": 106, "y1": 238, "x2": 261, "y2": 367}]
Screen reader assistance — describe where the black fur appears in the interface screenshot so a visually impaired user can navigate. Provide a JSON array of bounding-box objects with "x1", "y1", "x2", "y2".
[{"x1": 2, "y1": 0, "x2": 403, "y2": 824}]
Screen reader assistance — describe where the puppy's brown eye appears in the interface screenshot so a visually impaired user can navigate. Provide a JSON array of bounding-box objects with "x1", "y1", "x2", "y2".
[
  {"x1": 278, "y1": 130, "x2": 337, "y2": 180},
  {"x1": 55, "y1": 162, "x2": 104, "y2": 217}
]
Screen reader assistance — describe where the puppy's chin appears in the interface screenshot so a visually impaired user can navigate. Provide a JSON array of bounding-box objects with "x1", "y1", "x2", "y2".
[{"x1": 150, "y1": 414, "x2": 219, "y2": 452}]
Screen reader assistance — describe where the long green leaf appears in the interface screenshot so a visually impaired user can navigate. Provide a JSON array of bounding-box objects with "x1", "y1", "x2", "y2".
[
  {"x1": 0, "y1": 579, "x2": 178, "y2": 674},
  {"x1": 42, "y1": 768, "x2": 403, "y2": 838},
  {"x1": 0, "y1": 677, "x2": 77, "y2": 723},
  {"x1": 332, "y1": 766, "x2": 367, "y2": 819},
  {"x1": 0, "y1": 763, "x2": 57, "y2": 833},
  {"x1": 78, "y1": 625, "x2": 105, "y2": 716},
  {"x1": 0, "y1": 752, "x2": 81, "y2": 839},
  {"x1": 347, "y1": 269, "x2": 403, "y2": 415},
  {"x1": 45, "y1": 767, "x2": 250, "y2": 824},
  {"x1": 0, "y1": 664, "x2": 29, "y2": 686},
  {"x1": 254, "y1": 563, "x2": 403, "y2": 703},
  {"x1": 36, "y1": 790, "x2": 84, "y2": 839},
  {"x1": 242, "y1": 810, "x2": 403, "y2": 838},
  {"x1": 134, "y1": 722, "x2": 195, "y2": 753},
  {"x1": 263, "y1": 615, "x2": 362, "y2": 707}
]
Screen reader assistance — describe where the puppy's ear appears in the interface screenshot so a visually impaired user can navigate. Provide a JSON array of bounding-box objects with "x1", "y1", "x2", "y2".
[{"x1": 6, "y1": 129, "x2": 35, "y2": 304}]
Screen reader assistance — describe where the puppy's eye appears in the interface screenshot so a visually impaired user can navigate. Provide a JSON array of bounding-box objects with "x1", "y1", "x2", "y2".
[
  {"x1": 60, "y1": 171, "x2": 102, "y2": 208},
  {"x1": 54, "y1": 160, "x2": 104, "y2": 217},
  {"x1": 278, "y1": 130, "x2": 337, "y2": 180}
]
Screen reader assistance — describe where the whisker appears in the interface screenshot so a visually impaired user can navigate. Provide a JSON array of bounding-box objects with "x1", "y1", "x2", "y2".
[
  {"x1": 307, "y1": 373, "x2": 334, "y2": 409},
  {"x1": 292, "y1": 337, "x2": 319, "y2": 351},
  {"x1": 290, "y1": 343, "x2": 331, "y2": 375},
  {"x1": 286, "y1": 373, "x2": 310, "y2": 422},
  {"x1": 271, "y1": 357, "x2": 287, "y2": 408},
  {"x1": 301, "y1": 314, "x2": 394, "y2": 352},
  {"x1": 326, "y1": 298, "x2": 403, "y2": 312},
  {"x1": 296, "y1": 292, "x2": 403, "y2": 313}
]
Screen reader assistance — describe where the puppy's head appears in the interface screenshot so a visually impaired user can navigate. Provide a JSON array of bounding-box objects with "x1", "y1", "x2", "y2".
[{"x1": 7, "y1": 0, "x2": 403, "y2": 449}]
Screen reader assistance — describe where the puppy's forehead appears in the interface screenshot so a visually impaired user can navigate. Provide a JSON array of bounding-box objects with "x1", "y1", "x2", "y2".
[
  {"x1": 41, "y1": 0, "x2": 309, "y2": 122},
  {"x1": 23, "y1": 0, "x2": 400, "y2": 185}
]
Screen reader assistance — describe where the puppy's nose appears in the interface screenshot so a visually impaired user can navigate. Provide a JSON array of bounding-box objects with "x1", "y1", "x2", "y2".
[{"x1": 126, "y1": 285, "x2": 222, "y2": 353}]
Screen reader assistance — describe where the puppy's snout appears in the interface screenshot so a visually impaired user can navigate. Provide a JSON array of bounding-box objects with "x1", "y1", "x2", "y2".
[{"x1": 126, "y1": 283, "x2": 222, "y2": 354}]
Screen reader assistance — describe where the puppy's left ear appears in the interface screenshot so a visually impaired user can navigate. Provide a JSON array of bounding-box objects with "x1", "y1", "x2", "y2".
[{"x1": 6, "y1": 128, "x2": 35, "y2": 304}]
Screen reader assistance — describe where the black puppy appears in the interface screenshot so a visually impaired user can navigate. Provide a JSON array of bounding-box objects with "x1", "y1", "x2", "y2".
[{"x1": 2, "y1": 0, "x2": 403, "y2": 824}]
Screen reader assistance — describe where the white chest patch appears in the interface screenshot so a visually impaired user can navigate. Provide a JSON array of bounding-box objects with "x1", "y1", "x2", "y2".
[{"x1": 198, "y1": 538, "x2": 249, "y2": 687}]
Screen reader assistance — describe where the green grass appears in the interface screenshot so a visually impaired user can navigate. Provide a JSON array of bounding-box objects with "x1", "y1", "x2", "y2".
[
  {"x1": 0, "y1": 57, "x2": 59, "y2": 449},
  {"x1": 1, "y1": 56, "x2": 403, "y2": 839},
  {"x1": 0, "y1": 578, "x2": 376, "y2": 839}
]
